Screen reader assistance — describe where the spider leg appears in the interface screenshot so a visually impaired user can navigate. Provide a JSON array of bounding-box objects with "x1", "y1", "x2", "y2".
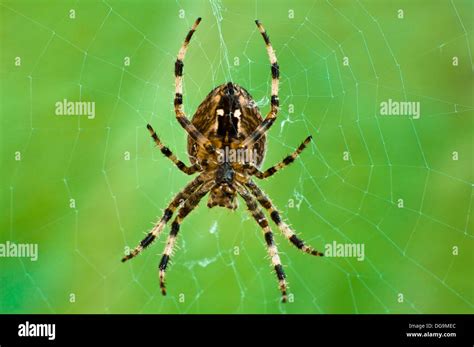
[
  {"x1": 174, "y1": 18, "x2": 215, "y2": 154},
  {"x1": 241, "y1": 20, "x2": 280, "y2": 149},
  {"x1": 158, "y1": 181, "x2": 214, "y2": 295},
  {"x1": 245, "y1": 135, "x2": 312, "y2": 179},
  {"x1": 245, "y1": 179, "x2": 324, "y2": 257},
  {"x1": 121, "y1": 174, "x2": 206, "y2": 262},
  {"x1": 236, "y1": 184, "x2": 288, "y2": 303},
  {"x1": 147, "y1": 124, "x2": 201, "y2": 175}
]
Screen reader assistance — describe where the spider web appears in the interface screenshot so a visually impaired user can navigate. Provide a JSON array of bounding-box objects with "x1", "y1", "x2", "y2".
[{"x1": 1, "y1": 0, "x2": 473, "y2": 314}]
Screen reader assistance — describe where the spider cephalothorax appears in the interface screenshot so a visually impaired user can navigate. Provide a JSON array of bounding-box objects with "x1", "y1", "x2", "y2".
[{"x1": 122, "y1": 18, "x2": 323, "y2": 303}]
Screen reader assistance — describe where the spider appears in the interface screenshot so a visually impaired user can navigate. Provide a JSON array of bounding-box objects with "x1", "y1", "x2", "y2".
[{"x1": 121, "y1": 18, "x2": 323, "y2": 303}]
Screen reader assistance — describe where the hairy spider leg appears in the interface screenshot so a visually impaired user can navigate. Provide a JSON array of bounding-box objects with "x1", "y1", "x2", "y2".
[
  {"x1": 241, "y1": 20, "x2": 280, "y2": 149},
  {"x1": 174, "y1": 17, "x2": 215, "y2": 154},
  {"x1": 158, "y1": 181, "x2": 214, "y2": 295},
  {"x1": 245, "y1": 179, "x2": 324, "y2": 256},
  {"x1": 245, "y1": 135, "x2": 313, "y2": 179},
  {"x1": 237, "y1": 184, "x2": 288, "y2": 302},
  {"x1": 122, "y1": 174, "x2": 206, "y2": 262},
  {"x1": 146, "y1": 124, "x2": 201, "y2": 175}
]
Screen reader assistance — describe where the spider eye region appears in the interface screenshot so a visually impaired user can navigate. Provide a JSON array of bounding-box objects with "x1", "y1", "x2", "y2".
[{"x1": 208, "y1": 162, "x2": 238, "y2": 210}]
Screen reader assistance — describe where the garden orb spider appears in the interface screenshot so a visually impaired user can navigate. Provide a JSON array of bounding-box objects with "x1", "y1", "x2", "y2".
[{"x1": 122, "y1": 18, "x2": 323, "y2": 303}]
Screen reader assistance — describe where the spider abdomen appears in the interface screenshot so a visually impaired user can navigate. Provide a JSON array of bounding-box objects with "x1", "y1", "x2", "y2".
[{"x1": 187, "y1": 82, "x2": 267, "y2": 169}]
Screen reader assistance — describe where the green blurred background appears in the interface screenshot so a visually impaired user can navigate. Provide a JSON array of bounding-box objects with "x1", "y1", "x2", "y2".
[{"x1": 0, "y1": 0, "x2": 472, "y2": 314}]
